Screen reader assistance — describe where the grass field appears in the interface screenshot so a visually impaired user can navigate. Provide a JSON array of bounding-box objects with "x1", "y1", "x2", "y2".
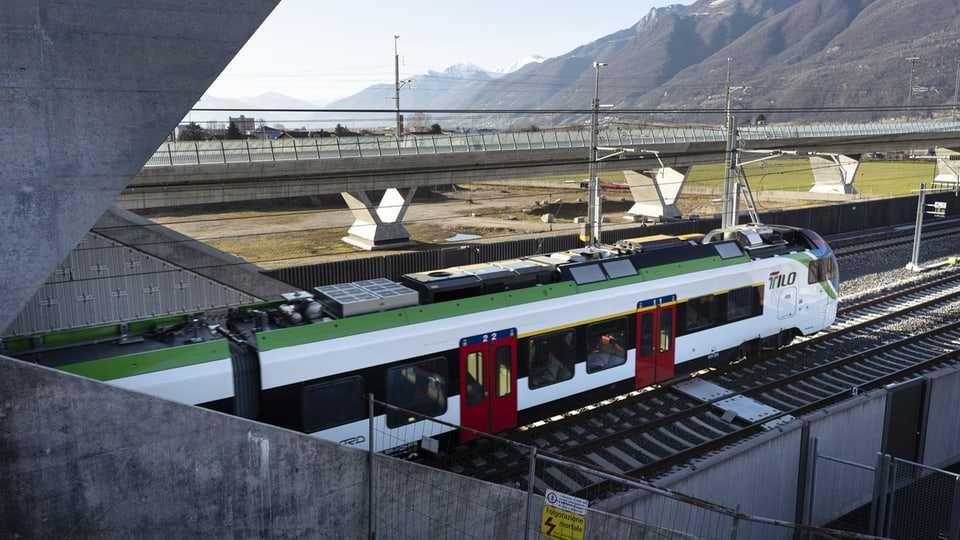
[
  {"x1": 525, "y1": 158, "x2": 937, "y2": 197},
  {"x1": 160, "y1": 159, "x2": 942, "y2": 268}
]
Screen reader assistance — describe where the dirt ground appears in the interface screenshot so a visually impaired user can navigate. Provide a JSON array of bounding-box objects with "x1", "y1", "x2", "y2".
[{"x1": 139, "y1": 183, "x2": 803, "y2": 269}]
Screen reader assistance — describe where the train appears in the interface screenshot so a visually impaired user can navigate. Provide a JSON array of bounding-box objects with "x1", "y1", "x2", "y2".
[{"x1": 7, "y1": 222, "x2": 838, "y2": 453}]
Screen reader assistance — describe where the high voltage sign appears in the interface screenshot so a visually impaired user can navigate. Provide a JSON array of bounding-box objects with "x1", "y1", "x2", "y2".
[{"x1": 541, "y1": 488, "x2": 587, "y2": 540}]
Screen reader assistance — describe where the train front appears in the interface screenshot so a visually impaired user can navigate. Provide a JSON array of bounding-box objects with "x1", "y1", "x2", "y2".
[{"x1": 800, "y1": 228, "x2": 839, "y2": 327}]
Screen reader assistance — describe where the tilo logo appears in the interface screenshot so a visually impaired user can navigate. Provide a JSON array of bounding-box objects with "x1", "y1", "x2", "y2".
[{"x1": 768, "y1": 271, "x2": 797, "y2": 289}]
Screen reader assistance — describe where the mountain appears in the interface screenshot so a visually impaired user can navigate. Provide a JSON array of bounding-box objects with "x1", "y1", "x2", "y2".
[
  {"x1": 461, "y1": 0, "x2": 960, "y2": 125},
  {"x1": 494, "y1": 56, "x2": 547, "y2": 77},
  {"x1": 196, "y1": 0, "x2": 960, "y2": 130}
]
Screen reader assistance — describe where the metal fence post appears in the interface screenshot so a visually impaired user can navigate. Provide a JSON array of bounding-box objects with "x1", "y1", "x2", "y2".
[
  {"x1": 524, "y1": 447, "x2": 537, "y2": 540},
  {"x1": 870, "y1": 453, "x2": 891, "y2": 536},
  {"x1": 220, "y1": 140, "x2": 225, "y2": 163},
  {"x1": 368, "y1": 394, "x2": 375, "y2": 540},
  {"x1": 950, "y1": 476, "x2": 960, "y2": 540},
  {"x1": 729, "y1": 504, "x2": 741, "y2": 540}
]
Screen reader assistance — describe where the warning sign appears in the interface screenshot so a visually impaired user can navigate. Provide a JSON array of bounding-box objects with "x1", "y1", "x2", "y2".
[{"x1": 541, "y1": 489, "x2": 587, "y2": 540}]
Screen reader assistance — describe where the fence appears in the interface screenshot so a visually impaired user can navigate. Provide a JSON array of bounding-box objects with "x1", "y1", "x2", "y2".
[
  {"x1": 145, "y1": 120, "x2": 960, "y2": 167},
  {"x1": 807, "y1": 440, "x2": 960, "y2": 539},
  {"x1": 365, "y1": 398, "x2": 884, "y2": 540}
]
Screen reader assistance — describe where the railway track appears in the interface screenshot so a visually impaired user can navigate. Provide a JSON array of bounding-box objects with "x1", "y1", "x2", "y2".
[
  {"x1": 427, "y1": 262, "x2": 960, "y2": 501},
  {"x1": 831, "y1": 221, "x2": 960, "y2": 258}
]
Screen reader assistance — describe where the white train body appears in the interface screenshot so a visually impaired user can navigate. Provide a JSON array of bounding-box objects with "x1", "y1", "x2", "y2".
[{"x1": 23, "y1": 224, "x2": 838, "y2": 453}]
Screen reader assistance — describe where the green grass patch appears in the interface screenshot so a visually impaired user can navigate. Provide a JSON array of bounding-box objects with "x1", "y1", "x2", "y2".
[{"x1": 687, "y1": 159, "x2": 936, "y2": 196}]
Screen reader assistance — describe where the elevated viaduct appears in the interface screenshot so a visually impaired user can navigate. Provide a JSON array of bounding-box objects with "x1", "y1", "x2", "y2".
[{"x1": 125, "y1": 122, "x2": 960, "y2": 249}]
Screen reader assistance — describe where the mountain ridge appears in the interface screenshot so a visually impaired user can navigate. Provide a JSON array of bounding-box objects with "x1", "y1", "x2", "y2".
[{"x1": 196, "y1": 0, "x2": 960, "y2": 129}]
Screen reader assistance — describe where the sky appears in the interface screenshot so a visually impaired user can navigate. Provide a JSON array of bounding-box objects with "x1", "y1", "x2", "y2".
[{"x1": 204, "y1": 0, "x2": 695, "y2": 104}]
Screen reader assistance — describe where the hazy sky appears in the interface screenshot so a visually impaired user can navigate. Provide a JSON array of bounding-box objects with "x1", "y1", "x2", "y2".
[{"x1": 205, "y1": 0, "x2": 695, "y2": 103}]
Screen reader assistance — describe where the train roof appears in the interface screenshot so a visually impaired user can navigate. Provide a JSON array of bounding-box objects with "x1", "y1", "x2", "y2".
[{"x1": 5, "y1": 223, "x2": 827, "y2": 379}]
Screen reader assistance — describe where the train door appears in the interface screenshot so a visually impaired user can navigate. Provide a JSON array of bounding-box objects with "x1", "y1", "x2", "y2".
[
  {"x1": 635, "y1": 295, "x2": 677, "y2": 387},
  {"x1": 459, "y1": 328, "x2": 518, "y2": 442}
]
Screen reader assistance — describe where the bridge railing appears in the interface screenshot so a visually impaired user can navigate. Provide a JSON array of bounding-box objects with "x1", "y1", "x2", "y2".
[{"x1": 144, "y1": 120, "x2": 960, "y2": 167}]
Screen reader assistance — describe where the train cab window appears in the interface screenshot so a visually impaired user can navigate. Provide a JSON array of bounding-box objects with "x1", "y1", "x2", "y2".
[
  {"x1": 586, "y1": 318, "x2": 628, "y2": 373},
  {"x1": 808, "y1": 257, "x2": 837, "y2": 284},
  {"x1": 465, "y1": 351, "x2": 484, "y2": 406},
  {"x1": 302, "y1": 376, "x2": 365, "y2": 433},
  {"x1": 684, "y1": 295, "x2": 717, "y2": 332},
  {"x1": 386, "y1": 357, "x2": 448, "y2": 428},
  {"x1": 494, "y1": 344, "x2": 512, "y2": 398},
  {"x1": 527, "y1": 330, "x2": 575, "y2": 389}
]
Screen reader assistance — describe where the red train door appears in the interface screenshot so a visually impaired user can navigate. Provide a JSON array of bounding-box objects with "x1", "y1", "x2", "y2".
[
  {"x1": 459, "y1": 328, "x2": 518, "y2": 442},
  {"x1": 635, "y1": 295, "x2": 677, "y2": 387}
]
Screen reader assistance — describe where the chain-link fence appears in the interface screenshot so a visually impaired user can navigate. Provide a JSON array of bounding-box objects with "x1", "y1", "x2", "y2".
[{"x1": 806, "y1": 440, "x2": 960, "y2": 539}]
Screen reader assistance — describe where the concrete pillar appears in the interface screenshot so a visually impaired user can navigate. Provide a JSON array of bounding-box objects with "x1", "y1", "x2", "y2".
[
  {"x1": 933, "y1": 147, "x2": 960, "y2": 187},
  {"x1": 809, "y1": 154, "x2": 860, "y2": 194},
  {"x1": 623, "y1": 167, "x2": 689, "y2": 221},
  {"x1": 0, "y1": 0, "x2": 280, "y2": 333},
  {"x1": 341, "y1": 188, "x2": 417, "y2": 250}
]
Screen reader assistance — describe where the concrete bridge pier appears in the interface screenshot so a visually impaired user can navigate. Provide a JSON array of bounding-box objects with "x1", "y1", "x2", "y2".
[
  {"x1": 809, "y1": 154, "x2": 860, "y2": 194},
  {"x1": 341, "y1": 188, "x2": 417, "y2": 250},
  {"x1": 623, "y1": 167, "x2": 689, "y2": 221},
  {"x1": 934, "y1": 147, "x2": 960, "y2": 187}
]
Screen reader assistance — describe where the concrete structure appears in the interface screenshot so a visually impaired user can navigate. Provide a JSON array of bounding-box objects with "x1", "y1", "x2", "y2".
[
  {"x1": 810, "y1": 154, "x2": 860, "y2": 194},
  {"x1": 124, "y1": 122, "x2": 960, "y2": 243},
  {"x1": 934, "y1": 147, "x2": 960, "y2": 187},
  {"x1": 623, "y1": 167, "x2": 690, "y2": 220},
  {"x1": 600, "y1": 365, "x2": 960, "y2": 538},
  {"x1": 3, "y1": 206, "x2": 292, "y2": 336},
  {"x1": 0, "y1": 0, "x2": 280, "y2": 333}
]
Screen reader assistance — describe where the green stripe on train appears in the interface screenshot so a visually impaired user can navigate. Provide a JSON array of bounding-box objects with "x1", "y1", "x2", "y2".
[{"x1": 59, "y1": 340, "x2": 230, "y2": 381}]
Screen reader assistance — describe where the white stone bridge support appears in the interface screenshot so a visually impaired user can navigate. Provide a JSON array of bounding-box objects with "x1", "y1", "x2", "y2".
[
  {"x1": 341, "y1": 188, "x2": 417, "y2": 250},
  {"x1": 809, "y1": 154, "x2": 860, "y2": 194},
  {"x1": 623, "y1": 167, "x2": 689, "y2": 221},
  {"x1": 934, "y1": 147, "x2": 960, "y2": 187}
]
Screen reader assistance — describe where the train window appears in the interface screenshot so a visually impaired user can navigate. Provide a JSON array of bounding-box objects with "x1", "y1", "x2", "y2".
[
  {"x1": 386, "y1": 357, "x2": 448, "y2": 428},
  {"x1": 465, "y1": 351, "x2": 484, "y2": 406},
  {"x1": 684, "y1": 295, "x2": 717, "y2": 332},
  {"x1": 302, "y1": 376, "x2": 365, "y2": 433},
  {"x1": 527, "y1": 330, "x2": 575, "y2": 389},
  {"x1": 586, "y1": 318, "x2": 628, "y2": 373},
  {"x1": 808, "y1": 257, "x2": 837, "y2": 284},
  {"x1": 726, "y1": 286, "x2": 757, "y2": 322},
  {"x1": 494, "y1": 344, "x2": 512, "y2": 398},
  {"x1": 638, "y1": 312, "x2": 653, "y2": 358}
]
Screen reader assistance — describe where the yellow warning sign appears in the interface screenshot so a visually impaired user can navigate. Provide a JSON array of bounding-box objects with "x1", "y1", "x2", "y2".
[
  {"x1": 541, "y1": 489, "x2": 587, "y2": 540},
  {"x1": 540, "y1": 506, "x2": 585, "y2": 540}
]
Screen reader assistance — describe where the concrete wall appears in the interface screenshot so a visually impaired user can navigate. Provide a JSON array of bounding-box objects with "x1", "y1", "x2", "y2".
[
  {"x1": 0, "y1": 1, "x2": 279, "y2": 333},
  {"x1": 922, "y1": 364, "x2": 960, "y2": 468},
  {"x1": 0, "y1": 355, "x2": 366, "y2": 538}
]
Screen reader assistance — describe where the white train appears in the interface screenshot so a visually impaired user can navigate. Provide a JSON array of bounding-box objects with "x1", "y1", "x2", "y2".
[{"x1": 12, "y1": 223, "x2": 838, "y2": 453}]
